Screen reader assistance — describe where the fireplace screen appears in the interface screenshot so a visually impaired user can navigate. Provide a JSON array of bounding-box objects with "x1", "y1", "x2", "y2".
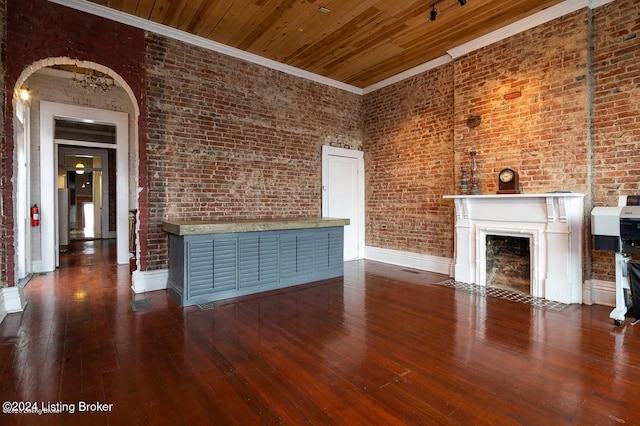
[{"x1": 486, "y1": 235, "x2": 531, "y2": 294}]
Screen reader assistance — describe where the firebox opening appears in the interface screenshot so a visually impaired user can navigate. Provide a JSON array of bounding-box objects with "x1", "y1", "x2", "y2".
[{"x1": 486, "y1": 235, "x2": 531, "y2": 294}]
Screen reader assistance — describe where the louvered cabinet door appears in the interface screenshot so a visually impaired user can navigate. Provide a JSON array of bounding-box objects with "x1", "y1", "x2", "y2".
[
  {"x1": 186, "y1": 236, "x2": 237, "y2": 301},
  {"x1": 279, "y1": 231, "x2": 314, "y2": 285},
  {"x1": 238, "y1": 234, "x2": 279, "y2": 289},
  {"x1": 296, "y1": 233, "x2": 315, "y2": 277},
  {"x1": 279, "y1": 234, "x2": 297, "y2": 281},
  {"x1": 314, "y1": 228, "x2": 345, "y2": 277}
]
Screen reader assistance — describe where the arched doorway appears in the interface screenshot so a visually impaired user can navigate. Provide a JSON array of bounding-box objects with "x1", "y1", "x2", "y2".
[{"x1": 13, "y1": 58, "x2": 139, "y2": 277}]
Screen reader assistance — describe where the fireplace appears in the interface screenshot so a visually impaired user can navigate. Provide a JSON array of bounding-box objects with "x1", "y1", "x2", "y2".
[
  {"x1": 443, "y1": 193, "x2": 584, "y2": 304},
  {"x1": 486, "y1": 235, "x2": 530, "y2": 294}
]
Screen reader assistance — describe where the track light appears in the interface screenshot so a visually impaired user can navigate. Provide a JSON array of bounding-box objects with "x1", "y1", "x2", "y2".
[{"x1": 429, "y1": 0, "x2": 467, "y2": 21}]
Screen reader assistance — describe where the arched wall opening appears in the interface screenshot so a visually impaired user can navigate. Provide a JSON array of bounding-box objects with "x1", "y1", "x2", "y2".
[{"x1": 12, "y1": 57, "x2": 141, "y2": 278}]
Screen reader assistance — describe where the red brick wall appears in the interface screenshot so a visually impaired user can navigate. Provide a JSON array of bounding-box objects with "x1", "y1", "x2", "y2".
[
  {"x1": 591, "y1": 0, "x2": 640, "y2": 280},
  {"x1": 363, "y1": 10, "x2": 590, "y2": 261},
  {"x1": 453, "y1": 9, "x2": 589, "y2": 196},
  {"x1": 144, "y1": 34, "x2": 363, "y2": 270},
  {"x1": 363, "y1": 65, "x2": 455, "y2": 257}
]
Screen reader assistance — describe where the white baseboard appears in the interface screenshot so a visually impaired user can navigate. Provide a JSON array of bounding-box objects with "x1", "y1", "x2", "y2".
[
  {"x1": 131, "y1": 269, "x2": 168, "y2": 294},
  {"x1": 363, "y1": 248, "x2": 617, "y2": 307},
  {"x1": 364, "y1": 246, "x2": 453, "y2": 275},
  {"x1": 584, "y1": 279, "x2": 615, "y2": 307},
  {"x1": 0, "y1": 286, "x2": 27, "y2": 324}
]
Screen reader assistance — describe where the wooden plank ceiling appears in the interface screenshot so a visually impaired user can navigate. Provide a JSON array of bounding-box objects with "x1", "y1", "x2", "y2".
[{"x1": 87, "y1": 0, "x2": 568, "y2": 88}]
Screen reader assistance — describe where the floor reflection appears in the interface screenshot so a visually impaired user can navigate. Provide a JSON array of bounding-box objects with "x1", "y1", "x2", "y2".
[{"x1": 1, "y1": 254, "x2": 640, "y2": 424}]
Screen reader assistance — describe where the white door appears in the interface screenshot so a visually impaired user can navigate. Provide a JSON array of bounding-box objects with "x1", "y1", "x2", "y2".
[{"x1": 322, "y1": 146, "x2": 364, "y2": 261}]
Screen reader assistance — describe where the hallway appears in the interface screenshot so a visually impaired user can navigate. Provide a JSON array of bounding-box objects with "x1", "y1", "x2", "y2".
[{"x1": 1, "y1": 240, "x2": 640, "y2": 424}]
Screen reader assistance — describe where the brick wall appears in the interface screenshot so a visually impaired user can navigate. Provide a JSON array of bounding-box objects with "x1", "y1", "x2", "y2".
[
  {"x1": 363, "y1": 65, "x2": 455, "y2": 257},
  {"x1": 591, "y1": 0, "x2": 640, "y2": 280},
  {"x1": 363, "y1": 10, "x2": 590, "y2": 261},
  {"x1": 453, "y1": 9, "x2": 591, "y2": 282},
  {"x1": 362, "y1": 3, "x2": 638, "y2": 284},
  {"x1": 453, "y1": 9, "x2": 589, "y2": 196},
  {"x1": 144, "y1": 34, "x2": 363, "y2": 270}
]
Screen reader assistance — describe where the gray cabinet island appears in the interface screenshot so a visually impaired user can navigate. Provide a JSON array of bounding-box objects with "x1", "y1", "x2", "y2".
[{"x1": 162, "y1": 217, "x2": 350, "y2": 306}]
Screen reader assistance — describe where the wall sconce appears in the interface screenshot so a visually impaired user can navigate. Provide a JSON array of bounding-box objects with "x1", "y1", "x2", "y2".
[
  {"x1": 75, "y1": 162, "x2": 85, "y2": 175},
  {"x1": 19, "y1": 88, "x2": 30, "y2": 101}
]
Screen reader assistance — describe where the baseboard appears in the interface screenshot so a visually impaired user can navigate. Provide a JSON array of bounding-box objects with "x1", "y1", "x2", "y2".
[
  {"x1": 0, "y1": 286, "x2": 27, "y2": 324},
  {"x1": 364, "y1": 246, "x2": 453, "y2": 275},
  {"x1": 584, "y1": 279, "x2": 615, "y2": 307},
  {"x1": 131, "y1": 269, "x2": 168, "y2": 294}
]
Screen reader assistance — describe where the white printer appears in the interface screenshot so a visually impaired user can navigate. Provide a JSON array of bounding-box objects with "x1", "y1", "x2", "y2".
[{"x1": 591, "y1": 195, "x2": 640, "y2": 325}]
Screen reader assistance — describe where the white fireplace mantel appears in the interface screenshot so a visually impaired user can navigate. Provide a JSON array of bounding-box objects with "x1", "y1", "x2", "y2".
[{"x1": 443, "y1": 193, "x2": 585, "y2": 304}]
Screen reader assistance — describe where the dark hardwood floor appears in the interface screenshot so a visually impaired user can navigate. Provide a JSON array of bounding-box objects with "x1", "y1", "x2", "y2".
[{"x1": 1, "y1": 240, "x2": 639, "y2": 425}]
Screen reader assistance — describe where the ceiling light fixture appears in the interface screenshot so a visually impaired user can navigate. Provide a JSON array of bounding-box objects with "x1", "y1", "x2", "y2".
[
  {"x1": 70, "y1": 68, "x2": 114, "y2": 93},
  {"x1": 429, "y1": 0, "x2": 467, "y2": 22}
]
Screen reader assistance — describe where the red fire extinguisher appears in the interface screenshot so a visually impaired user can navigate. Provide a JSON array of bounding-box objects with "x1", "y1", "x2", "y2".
[{"x1": 31, "y1": 204, "x2": 40, "y2": 227}]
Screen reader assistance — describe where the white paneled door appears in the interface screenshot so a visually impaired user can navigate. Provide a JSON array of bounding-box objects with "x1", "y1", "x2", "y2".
[{"x1": 322, "y1": 146, "x2": 364, "y2": 261}]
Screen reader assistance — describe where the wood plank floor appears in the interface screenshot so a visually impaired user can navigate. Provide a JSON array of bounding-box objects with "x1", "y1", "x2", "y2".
[{"x1": 1, "y1": 239, "x2": 639, "y2": 425}]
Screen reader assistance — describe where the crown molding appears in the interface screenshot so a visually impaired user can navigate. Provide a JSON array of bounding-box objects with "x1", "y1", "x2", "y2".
[
  {"x1": 364, "y1": 0, "x2": 602, "y2": 92},
  {"x1": 47, "y1": 0, "x2": 364, "y2": 95},
  {"x1": 362, "y1": 55, "x2": 453, "y2": 95},
  {"x1": 447, "y1": 0, "x2": 591, "y2": 60},
  {"x1": 590, "y1": 0, "x2": 616, "y2": 7},
  {"x1": 48, "y1": 0, "x2": 618, "y2": 95}
]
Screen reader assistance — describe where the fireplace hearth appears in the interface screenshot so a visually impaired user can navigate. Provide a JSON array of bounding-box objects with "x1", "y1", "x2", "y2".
[{"x1": 443, "y1": 193, "x2": 584, "y2": 304}]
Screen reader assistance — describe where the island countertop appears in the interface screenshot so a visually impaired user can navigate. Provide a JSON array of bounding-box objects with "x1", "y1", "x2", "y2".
[{"x1": 162, "y1": 217, "x2": 350, "y2": 236}]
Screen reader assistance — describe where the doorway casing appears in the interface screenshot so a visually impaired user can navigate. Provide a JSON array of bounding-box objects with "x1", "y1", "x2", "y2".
[{"x1": 38, "y1": 101, "x2": 129, "y2": 271}]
